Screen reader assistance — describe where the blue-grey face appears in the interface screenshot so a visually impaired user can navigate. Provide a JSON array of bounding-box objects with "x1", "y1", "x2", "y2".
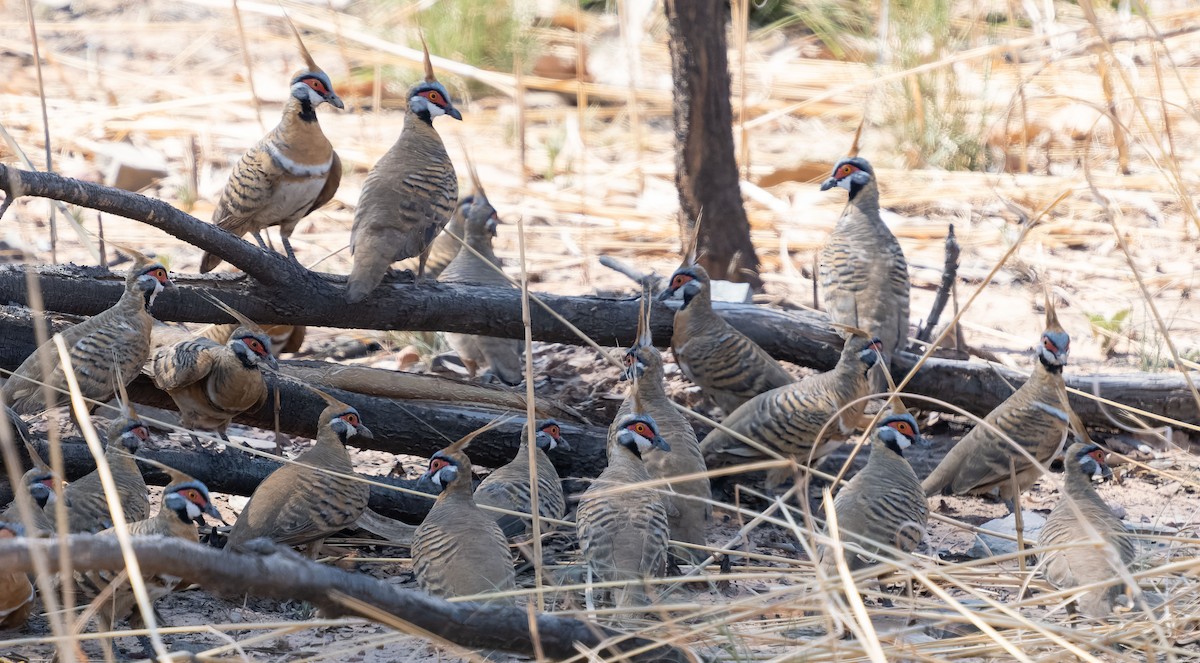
[
  {"x1": 535, "y1": 421, "x2": 570, "y2": 452},
  {"x1": 292, "y1": 71, "x2": 344, "y2": 109},
  {"x1": 820, "y1": 157, "x2": 874, "y2": 198},
  {"x1": 877, "y1": 413, "x2": 927, "y2": 453},
  {"x1": 621, "y1": 348, "x2": 647, "y2": 381},
  {"x1": 1038, "y1": 331, "x2": 1070, "y2": 366},
  {"x1": 1076, "y1": 445, "x2": 1112, "y2": 480},
  {"x1": 856, "y1": 337, "x2": 883, "y2": 368},
  {"x1": 616, "y1": 415, "x2": 670, "y2": 454},
  {"x1": 115, "y1": 422, "x2": 150, "y2": 453},
  {"x1": 408, "y1": 81, "x2": 462, "y2": 121},
  {"x1": 164, "y1": 480, "x2": 222, "y2": 523},
  {"x1": 421, "y1": 453, "x2": 459, "y2": 492},
  {"x1": 232, "y1": 331, "x2": 278, "y2": 370}
]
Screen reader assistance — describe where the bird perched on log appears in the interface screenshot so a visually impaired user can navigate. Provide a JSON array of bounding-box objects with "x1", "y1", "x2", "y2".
[
  {"x1": 819, "y1": 157, "x2": 911, "y2": 394},
  {"x1": 63, "y1": 395, "x2": 151, "y2": 533},
  {"x1": 226, "y1": 388, "x2": 372, "y2": 556},
  {"x1": 199, "y1": 22, "x2": 343, "y2": 273},
  {"x1": 473, "y1": 419, "x2": 569, "y2": 538},
  {"x1": 438, "y1": 166, "x2": 522, "y2": 385},
  {"x1": 818, "y1": 409, "x2": 929, "y2": 575},
  {"x1": 1038, "y1": 441, "x2": 1136, "y2": 618},
  {"x1": 396, "y1": 194, "x2": 472, "y2": 281},
  {"x1": 412, "y1": 429, "x2": 516, "y2": 601},
  {"x1": 77, "y1": 468, "x2": 221, "y2": 659},
  {"x1": 2, "y1": 253, "x2": 172, "y2": 416},
  {"x1": 576, "y1": 411, "x2": 671, "y2": 609},
  {"x1": 0, "y1": 522, "x2": 34, "y2": 630},
  {"x1": 345, "y1": 36, "x2": 462, "y2": 302},
  {"x1": 659, "y1": 256, "x2": 793, "y2": 414},
  {"x1": 613, "y1": 286, "x2": 709, "y2": 563},
  {"x1": 148, "y1": 294, "x2": 278, "y2": 444},
  {"x1": 701, "y1": 334, "x2": 882, "y2": 489},
  {"x1": 0, "y1": 438, "x2": 59, "y2": 534},
  {"x1": 921, "y1": 301, "x2": 1071, "y2": 508}
]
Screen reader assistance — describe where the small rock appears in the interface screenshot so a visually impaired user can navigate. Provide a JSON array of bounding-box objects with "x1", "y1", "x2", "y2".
[
  {"x1": 709, "y1": 280, "x2": 753, "y2": 304},
  {"x1": 968, "y1": 510, "x2": 1046, "y2": 559}
]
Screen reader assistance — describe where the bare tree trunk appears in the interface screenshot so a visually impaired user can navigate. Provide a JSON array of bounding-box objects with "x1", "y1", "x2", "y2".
[{"x1": 665, "y1": 0, "x2": 761, "y2": 289}]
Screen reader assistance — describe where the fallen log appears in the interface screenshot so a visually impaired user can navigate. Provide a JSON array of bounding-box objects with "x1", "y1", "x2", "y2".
[
  {"x1": 0, "y1": 536, "x2": 692, "y2": 662},
  {"x1": 1, "y1": 267, "x2": 1196, "y2": 430},
  {"x1": 0, "y1": 438, "x2": 438, "y2": 523}
]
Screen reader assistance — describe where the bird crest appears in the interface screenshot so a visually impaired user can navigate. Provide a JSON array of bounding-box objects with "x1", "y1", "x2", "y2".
[
  {"x1": 111, "y1": 364, "x2": 139, "y2": 424},
  {"x1": 1043, "y1": 286, "x2": 1066, "y2": 336},
  {"x1": 681, "y1": 209, "x2": 705, "y2": 269},
  {"x1": 198, "y1": 292, "x2": 266, "y2": 335},
  {"x1": 443, "y1": 415, "x2": 506, "y2": 455},
  {"x1": 130, "y1": 455, "x2": 198, "y2": 486},
  {"x1": 459, "y1": 143, "x2": 488, "y2": 203},
  {"x1": 847, "y1": 116, "x2": 865, "y2": 158},
  {"x1": 301, "y1": 383, "x2": 351, "y2": 411},
  {"x1": 828, "y1": 322, "x2": 871, "y2": 338},
  {"x1": 21, "y1": 436, "x2": 50, "y2": 474},
  {"x1": 635, "y1": 281, "x2": 652, "y2": 349},
  {"x1": 418, "y1": 29, "x2": 437, "y2": 84},
  {"x1": 281, "y1": 8, "x2": 324, "y2": 74}
]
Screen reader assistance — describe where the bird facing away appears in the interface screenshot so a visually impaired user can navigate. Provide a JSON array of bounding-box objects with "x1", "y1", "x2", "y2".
[
  {"x1": 63, "y1": 409, "x2": 152, "y2": 533},
  {"x1": 0, "y1": 522, "x2": 34, "y2": 630},
  {"x1": 199, "y1": 28, "x2": 343, "y2": 273},
  {"x1": 77, "y1": 474, "x2": 221, "y2": 659},
  {"x1": 412, "y1": 434, "x2": 516, "y2": 602},
  {"x1": 2, "y1": 257, "x2": 172, "y2": 415},
  {"x1": 438, "y1": 194, "x2": 523, "y2": 385},
  {"x1": 473, "y1": 420, "x2": 569, "y2": 538},
  {"x1": 148, "y1": 297, "x2": 278, "y2": 442},
  {"x1": 819, "y1": 157, "x2": 911, "y2": 393},
  {"x1": 396, "y1": 194, "x2": 472, "y2": 280},
  {"x1": 818, "y1": 412, "x2": 929, "y2": 576},
  {"x1": 1038, "y1": 442, "x2": 1136, "y2": 618},
  {"x1": 659, "y1": 263, "x2": 793, "y2": 414},
  {"x1": 613, "y1": 289, "x2": 710, "y2": 563},
  {"x1": 921, "y1": 302, "x2": 1071, "y2": 507},
  {"x1": 576, "y1": 413, "x2": 672, "y2": 609},
  {"x1": 701, "y1": 335, "x2": 882, "y2": 489},
  {"x1": 226, "y1": 392, "x2": 372, "y2": 556},
  {"x1": 345, "y1": 40, "x2": 463, "y2": 302}
]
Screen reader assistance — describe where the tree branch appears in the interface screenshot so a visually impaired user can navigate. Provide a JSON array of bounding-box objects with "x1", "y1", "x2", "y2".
[
  {"x1": 918, "y1": 224, "x2": 960, "y2": 343},
  {"x1": 0, "y1": 537, "x2": 693, "y2": 662}
]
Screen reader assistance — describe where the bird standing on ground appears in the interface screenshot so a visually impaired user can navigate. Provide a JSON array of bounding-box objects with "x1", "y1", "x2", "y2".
[
  {"x1": 659, "y1": 263, "x2": 793, "y2": 414},
  {"x1": 412, "y1": 431, "x2": 516, "y2": 601},
  {"x1": 921, "y1": 300, "x2": 1072, "y2": 507},
  {"x1": 226, "y1": 388, "x2": 372, "y2": 556},
  {"x1": 62, "y1": 400, "x2": 151, "y2": 533},
  {"x1": 2, "y1": 253, "x2": 172, "y2": 415},
  {"x1": 701, "y1": 335, "x2": 881, "y2": 489},
  {"x1": 199, "y1": 23, "x2": 343, "y2": 273},
  {"x1": 1038, "y1": 441, "x2": 1136, "y2": 618},
  {"x1": 819, "y1": 157, "x2": 911, "y2": 393},
  {"x1": 438, "y1": 178, "x2": 523, "y2": 384},
  {"x1": 346, "y1": 37, "x2": 462, "y2": 302},
  {"x1": 0, "y1": 522, "x2": 34, "y2": 630},
  {"x1": 473, "y1": 420, "x2": 569, "y2": 538},
  {"x1": 576, "y1": 412, "x2": 672, "y2": 609},
  {"x1": 818, "y1": 410, "x2": 929, "y2": 575},
  {"x1": 614, "y1": 287, "x2": 710, "y2": 563},
  {"x1": 148, "y1": 295, "x2": 278, "y2": 444}
]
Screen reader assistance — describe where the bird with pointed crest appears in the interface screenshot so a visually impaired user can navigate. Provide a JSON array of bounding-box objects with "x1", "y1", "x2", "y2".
[
  {"x1": 226, "y1": 385, "x2": 371, "y2": 557},
  {"x1": 411, "y1": 421, "x2": 516, "y2": 601},
  {"x1": 818, "y1": 395, "x2": 929, "y2": 576},
  {"x1": 2, "y1": 249, "x2": 173, "y2": 416},
  {"x1": 658, "y1": 215, "x2": 793, "y2": 414},
  {"x1": 922, "y1": 294, "x2": 1073, "y2": 509},
  {"x1": 60, "y1": 371, "x2": 152, "y2": 533},
  {"x1": 199, "y1": 14, "x2": 344, "y2": 273},
  {"x1": 346, "y1": 33, "x2": 463, "y2": 302},
  {"x1": 436, "y1": 149, "x2": 524, "y2": 384},
  {"x1": 0, "y1": 436, "x2": 61, "y2": 534},
  {"x1": 147, "y1": 293, "x2": 278, "y2": 446},
  {"x1": 611, "y1": 282, "x2": 710, "y2": 563}
]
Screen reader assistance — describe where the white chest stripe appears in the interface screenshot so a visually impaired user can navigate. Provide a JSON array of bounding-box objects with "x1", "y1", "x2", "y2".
[
  {"x1": 266, "y1": 142, "x2": 333, "y2": 178},
  {"x1": 1033, "y1": 401, "x2": 1069, "y2": 423}
]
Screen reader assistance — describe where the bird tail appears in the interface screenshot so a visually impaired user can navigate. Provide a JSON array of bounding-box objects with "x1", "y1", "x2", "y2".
[
  {"x1": 199, "y1": 251, "x2": 223, "y2": 273},
  {"x1": 345, "y1": 248, "x2": 393, "y2": 303}
]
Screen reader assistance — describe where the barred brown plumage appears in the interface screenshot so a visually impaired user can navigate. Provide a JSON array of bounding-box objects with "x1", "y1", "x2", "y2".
[
  {"x1": 62, "y1": 407, "x2": 151, "y2": 533},
  {"x1": 818, "y1": 412, "x2": 928, "y2": 575},
  {"x1": 700, "y1": 335, "x2": 881, "y2": 489},
  {"x1": 819, "y1": 157, "x2": 911, "y2": 394},
  {"x1": 1, "y1": 257, "x2": 172, "y2": 416},
  {"x1": 345, "y1": 39, "x2": 462, "y2": 302},
  {"x1": 396, "y1": 195, "x2": 472, "y2": 281},
  {"x1": 577, "y1": 413, "x2": 671, "y2": 610},
  {"x1": 226, "y1": 391, "x2": 372, "y2": 556},
  {"x1": 921, "y1": 302, "x2": 1072, "y2": 506},
  {"x1": 199, "y1": 28, "x2": 343, "y2": 273},
  {"x1": 659, "y1": 263, "x2": 793, "y2": 414},
  {"x1": 412, "y1": 433, "x2": 515, "y2": 601},
  {"x1": 613, "y1": 286, "x2": 710, "y2": 562},
  {"x1": 1038, "y1": 442, "x2": 1136, "y2": 618},
  {"x1": 473, "y1": 420, "x2": 568, "y2": 538},
  {"x1": 438, "y1": 194, "x2": 523, "y2": 385},
  {"x1": 0, "y1": 523, "x2": 34, "y2": 630}
]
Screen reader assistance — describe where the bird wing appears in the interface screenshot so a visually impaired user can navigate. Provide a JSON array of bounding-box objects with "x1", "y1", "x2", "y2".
[
  {"x1": 211, "y1": 145, "x2": 285, "y2": 234},
  {"x1": 150, "y1": 339, "x2": 220, "y2": 392},
  {"x1": 307, "y1": 150, "x2": 342, "y2": 215}
]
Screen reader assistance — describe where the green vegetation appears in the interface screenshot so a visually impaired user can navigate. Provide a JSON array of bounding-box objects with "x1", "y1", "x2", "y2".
[{"x1": 419, "y1": 0, "x2": 539, "y2": 94}]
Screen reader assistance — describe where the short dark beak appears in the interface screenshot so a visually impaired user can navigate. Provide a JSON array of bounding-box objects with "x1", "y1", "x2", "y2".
[
  {"x1": 657, "y1": 287, "x2": 675, "y2": 301},
  {"x1": 355, "y1": 423, "x2": 374, "y2": 440},
  {"x1": 446, "y1": 106, "x2": 463, "y2": 121},
  {"x1": 265, "y1": 355, "x2": 280, "y2": 371},
  {"x1": 327, "y1": 93, "x2": 345, "y2": 110},
  {"x1": 163, "y1": 279, "x2": 177, "y2": 290},
  {"x1": 915, "y1": 433, "x2": 931, "y2": 449},
  {"x1": 653, "y1": 435, "x2": 671, "y2": 452},
  {"x1": 820, "y1": 177, "x2": 838, "y2": 191},
  {"x1": 205, "y1": 503, "x2": 226, "y2": 523},
  {"x1": 555, "y1": 435, "x2": 572, "y2": 452}
]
